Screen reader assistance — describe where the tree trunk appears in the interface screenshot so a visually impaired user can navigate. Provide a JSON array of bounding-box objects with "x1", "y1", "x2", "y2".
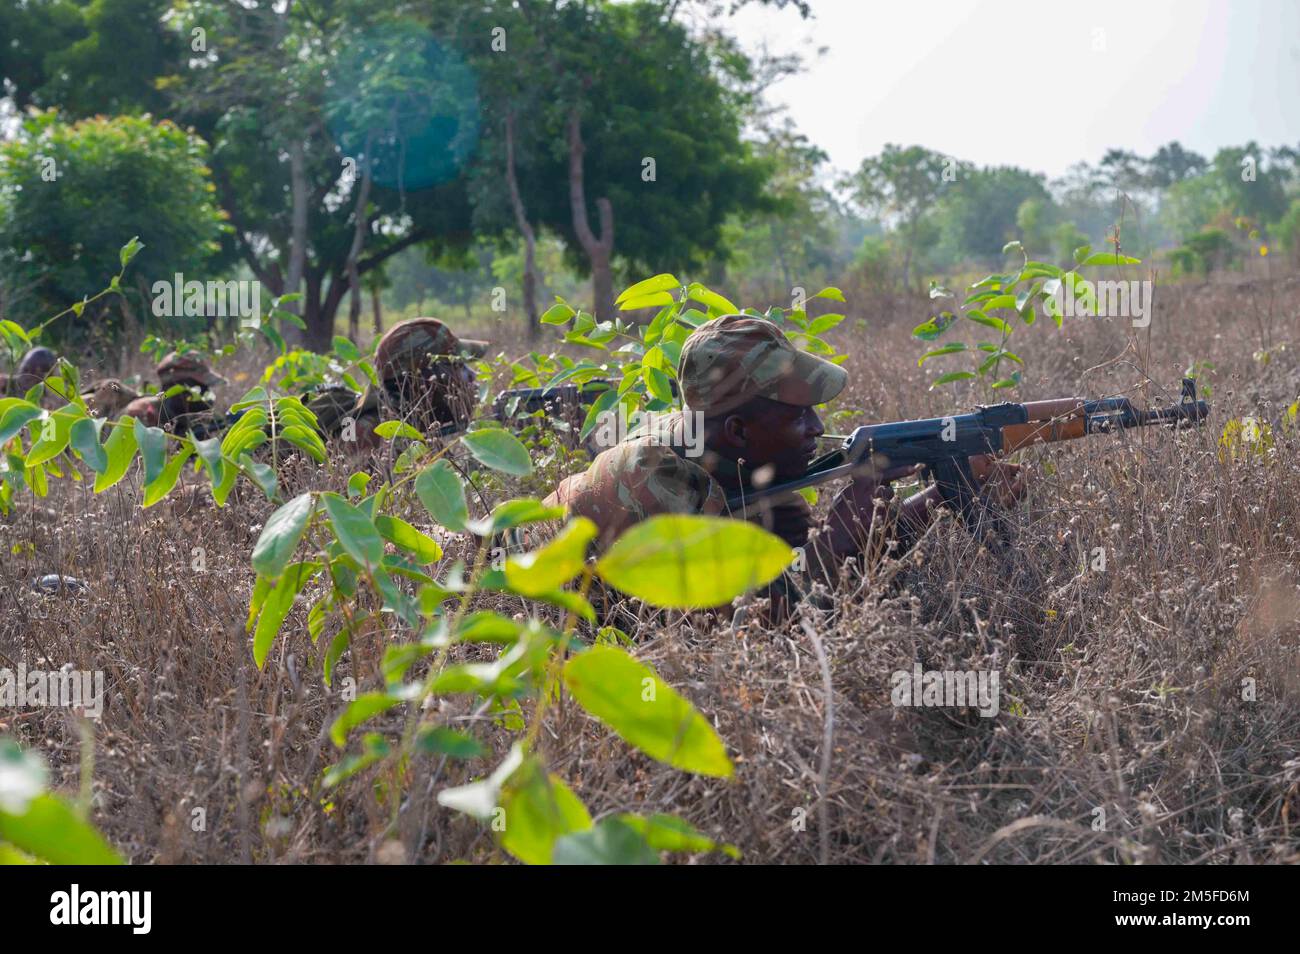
[
  {"x1": 567, "y1": 109, "x2": 615, "y2": 322},
  {"x1": 345, "y1": 141, "x2": 374, "y2": 344},
  {"x1": 370, "y1": 284, "x2": 382, "y2": 335},
  {"x1": 285, "y1": 139, "x2": 310, "y2": 340},
  {"x1": 505, "y1": 111, "x2": 540, "y2": 341},
  {"x1": 303, "y1": 271, "x2": 332, "y2": 353}
]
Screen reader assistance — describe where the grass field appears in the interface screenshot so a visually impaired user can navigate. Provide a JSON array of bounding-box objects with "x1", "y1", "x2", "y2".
[{"x1": 3, "y1": 274, "x2": 1298, "y2": 864}]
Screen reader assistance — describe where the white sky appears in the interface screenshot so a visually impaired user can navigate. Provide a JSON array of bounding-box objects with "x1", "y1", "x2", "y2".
[{"x1": 725, "y1": 0, "x2": 1300, "y2": 180}]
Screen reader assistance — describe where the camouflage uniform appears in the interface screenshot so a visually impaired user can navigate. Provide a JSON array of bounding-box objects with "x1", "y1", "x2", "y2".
[
  {"x1": 545, "y1": 314, "x2": 846, "y2": 549},
  {"x1": 544, "y1": 314, "x2": 848, "y2": 615},
  {"x1": 80, "y1": 379, "x2": 141, "y2": 418},
  {"x1": 304, "y1": 383, "x2": 363, "y2": 438},
  {"x1": 121, "y1": 352, "x2": 226, "y2": 433},
  {"x1": 352, "y1": 317, "x2": 489, "y2": 448}
]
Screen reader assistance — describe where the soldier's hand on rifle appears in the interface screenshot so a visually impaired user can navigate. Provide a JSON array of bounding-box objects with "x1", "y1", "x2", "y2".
[
  {"x1": 969, "y1": 454, "x2": 1027, "y2": 506},
  {"x1": 843, "y1": 461, "x2": 925, "y2": 514}
]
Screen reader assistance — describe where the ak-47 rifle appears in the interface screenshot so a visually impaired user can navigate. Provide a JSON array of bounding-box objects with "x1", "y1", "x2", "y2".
[
  {"x1": 491, "y1": 380, "x2": 613, "y2": 421},
  {"x1": 727, "y1": 378, "x2": 1210, "y2": 528},
  {"x1": 492, "y1": 376, "x2": 683, "y2": 422}
]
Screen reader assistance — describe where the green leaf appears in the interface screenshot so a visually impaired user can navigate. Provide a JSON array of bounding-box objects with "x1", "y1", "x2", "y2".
[
  {"x1": 594, "y1": 515, "x2": 791, "y2": 609},
  {"x1": 643, "y1": 366, "x2": 674, "y2": 404},
  {"x1": 1073, "y1": 245, "x2": 1092, "y2": 265},
  {"x1": 929, "y1": 371, "x2": 977, "y2": 388},
  {"x1": 499, "y1": 758, "x2": 593, "y2": 865},
  {"x1": 119, "y1": 236, "x2": 144, "y2": 269},
  {"x1": 1019, "y1": 261, "x2": 1062, "y2": 280},
  {"x1": 964, "y1": 310, "x2": 1011, "y2": 334},
  {"x1": 579, "y1": 388, "x2": 620, "y2": 442},
  {"x1": 68, "y1": 417, "x2": 107, "y2": 474},
  {"x1": 504, "y1": 517, "x2": 596, "y2": 596},
  {"x1": 0, "y1": 794, "x2": 122, "y2": 865},
  {"x1": 0, "y1": 402, "x2": 42, "y2": 447},
  {"x1": 460, "y1": 428, "x2": 532, "y2": 476},
  {"x1": 322, "y1": 493, "x2": 384, "y2": 570},
  {"x1": 552, "y1": 817, "x2": 659, "y2": 865},
  {"x1": 918, "y1": 343, "x2": 967, "y2": 366},
  {"x1": 977, "y1": 294, "x2": 1017, "y2": 311},
  {"x1": 375, "y1": 515, "x2": 443, "y2": 563},
  {"x1": 465, "y1": 498, "x2": 565, "y2": 536},
  {"x1": 261, "y1": 323, "x2": 287, "y2": 355},
  {"x1": 252, "y1": 560, "x2": 320, "y2": 668},
  {"x1": 1077, "y1": 251, "x2": 1142, "y2": 267},
  {"x1": 563, "y1": 645, "x2": 733, "y2": 777},
  {"x1": 912, "y1": 312, "x2": 956, "y2": 342},
  {"x1": 810, "y1": 286, "x2": 845, "y2": 302},
  {"x1": 807, "y1": 313, "x2": 845, "y2": 335},
  {"x1": 332, "y1": 335, "x2": 362, "y2": 361},
  {"x1": 619, "y1": 291, "x2": 676, "y2": 311},
  {"x1": 616, "y1": 812, "x2": 739, "y2": 859},
  {"x1": 322, "y1": 734, "x2": 390, "y2": 788},
  {"x1": 414, "y1": 460, "x2": 468, "y2": 531},
  {"x1": 374, "y1": 420, "x2": 423, "y2": 442},
  {"x1": 93, "y1": 420, "x2": 137, "y2": 492},
  {"x1": 540, "y1": 302, "x2": 576, "y2": 325},
  {"x1": 991, "y1": 372, "x2": 1022, "y2": 389},
  {"x1": 415, "y1": 726, "x2": 486, "y2": 759},
  {"x1": 26, "y1": 404, "x2": 82, "y2": 467},
  {"x1": 347, "y1": 472, "x2": 370, "y2": 498},
  {"x1": 685, "y1": 283, "x2": 737, "y2": 316},
  {"x1": 142, "y1": 446, "x2": 193, "y2": 507},
  {"x1": 251, "y1": 493, "x2": 314, "y2": 579},
  {"x1": 329, "y1": 692, "x2": 402, "y2": 748},
  {"x1": 616, "y1": 273, "x2": 679, "y2": 305},
  {"x1": 133, "y1": 418, "x2": 166, "y2": 483},
  {"x1": 191, "y1": 435, "x2": 225, "y2": 489}
]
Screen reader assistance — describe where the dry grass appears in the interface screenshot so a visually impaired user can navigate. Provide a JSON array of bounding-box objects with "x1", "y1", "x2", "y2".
[{"x1": 3, "y1": 274, "x2": 1299, "y2": 864}]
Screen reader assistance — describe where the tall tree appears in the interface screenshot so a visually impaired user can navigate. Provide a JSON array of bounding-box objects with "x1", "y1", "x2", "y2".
[{"x1": 842, "y1": 144, "x2": 958, "y2": 288}]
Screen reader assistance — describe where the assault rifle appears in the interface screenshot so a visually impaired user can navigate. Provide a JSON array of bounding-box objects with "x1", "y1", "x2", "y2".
[
  {"x1": 492, "y1": 376, "x2": 683, "y2": 422},
  {"x1": 727, "y1": 378, "x2": 1210, "y2": 526},
  {"x1": 491, "y1": 380, "x2": 613, "y2": 421}
]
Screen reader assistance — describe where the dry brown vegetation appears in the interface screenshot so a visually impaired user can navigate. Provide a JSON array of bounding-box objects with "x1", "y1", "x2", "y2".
[{"x1": 3, "y1": 274, "x2": 1300, "y2": 864}]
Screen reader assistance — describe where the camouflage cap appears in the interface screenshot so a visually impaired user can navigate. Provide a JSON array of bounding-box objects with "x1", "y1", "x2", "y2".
[
  {"x1": 374, "y1": 318, "x2": 482, "y2": 379},
  {"x1": 678, "y1": 314, "x2": 846, "y2": 415},
  {"x1": 158, "y1": 351, "x2": 226, "y2": 389},
  {"x1": 18, "y1": 346, "x2": 57, "y2": 378}
]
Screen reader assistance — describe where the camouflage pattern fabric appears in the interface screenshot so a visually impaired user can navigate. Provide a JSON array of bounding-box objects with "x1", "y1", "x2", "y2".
[
  {"x1": 544, "y1": 411, "x2": 727, "y2": 551},
  {"x1": 374, "y1": 317, "x2": 478, "y2": 377},
  {"x1": 81, "y1": 379, "x2": 140, "y2": 418},
  {"x1": 678, "y1": 314, "x2": 846, "y2": 415},
  {"x1": 357, "y1": 317, "x2": 479, "y2": 437},
  {"x1": 303, "y1": 384, "x2": 361, "y2": 436},
  {"x1": 157, "y1": 352, "x2": 225, "y2": 389},
  {"x1": 121, "y1": 390, "x2": 214, "y2": 434}
]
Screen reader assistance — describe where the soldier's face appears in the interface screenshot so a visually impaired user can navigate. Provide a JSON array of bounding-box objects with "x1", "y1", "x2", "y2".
[{"x1": 725, "y1": 398, "x2": 824, "y2": 480}]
